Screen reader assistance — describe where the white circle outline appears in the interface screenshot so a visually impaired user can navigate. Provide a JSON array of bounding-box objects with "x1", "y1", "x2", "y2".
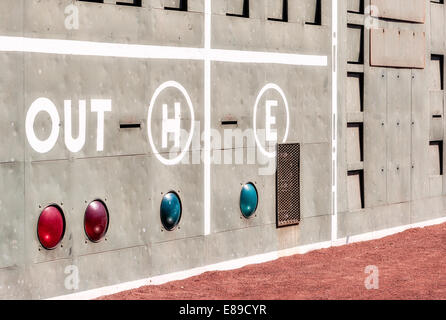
[
  {"x1": 147, "y1": 81, "x2": 195, "y2": 166},
  {"x1": 253, "y1": 83, "x2": 290, "y2": 158},
  {"x1": 26, "y1": 97, "x2": 60, "y2": 154}
]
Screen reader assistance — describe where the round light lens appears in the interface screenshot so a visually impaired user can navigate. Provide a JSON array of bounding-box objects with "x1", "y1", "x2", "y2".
[
  {"x1": 160, "y1": 192, "x2": 182, "y2": 231},
  {"x1": 84, "y1": 200, "x2": 109, "y2": 242},
  {"x1": 240, "y1": 183, "x2": 258, "y2": 218},
  {"x1": 37, "y1": 205, "x2": 65, "y2": 250}
]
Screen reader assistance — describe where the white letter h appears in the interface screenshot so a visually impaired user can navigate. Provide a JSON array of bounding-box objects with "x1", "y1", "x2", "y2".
[{"x1": 162, "y1": 103, "x2": 181, "y2": 149}]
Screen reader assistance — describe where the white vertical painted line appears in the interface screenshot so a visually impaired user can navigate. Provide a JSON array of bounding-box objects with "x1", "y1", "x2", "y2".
[
  {"x1": 204, "y1": 0, "x2": 211, "y2": 235},
  {"x1": 331, "y1": 0, "x2": 338, "y2": 242}
]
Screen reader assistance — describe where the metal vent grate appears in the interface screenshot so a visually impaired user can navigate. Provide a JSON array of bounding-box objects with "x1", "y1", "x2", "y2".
[{"x1": 276, "y1": 143, "x2": 301, "y2": 228}]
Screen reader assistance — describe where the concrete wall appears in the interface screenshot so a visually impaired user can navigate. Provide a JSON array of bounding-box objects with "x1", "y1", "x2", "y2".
[
  {"x1": 0, "y1": 0, "x2": 444, "y2": 299},
  {"x1": 338, "y1": 0, "x2": 446, "y2": 238},
  {"x1": 0, "y1": 0, "x2": 332, "y2": 299}
]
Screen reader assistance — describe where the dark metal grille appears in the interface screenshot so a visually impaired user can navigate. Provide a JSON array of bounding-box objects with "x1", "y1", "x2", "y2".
[{"x1": 276, "y1": 143, "x2": 300, "y2": 227}]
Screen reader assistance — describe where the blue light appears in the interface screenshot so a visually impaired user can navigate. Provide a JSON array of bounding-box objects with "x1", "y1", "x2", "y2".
[
  {"x1": 160, "y1": 192, "x2": 182, "y2": 231},
  {"x1": 240, "y1": 183, "x2": 258, "y2": 218}
]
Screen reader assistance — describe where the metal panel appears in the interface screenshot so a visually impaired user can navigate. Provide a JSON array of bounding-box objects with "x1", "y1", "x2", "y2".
[
  {"x1": 386, "y1": 70, "x2": 411, "y2": 204},
  {"x1": 300, "y1": 143, "x2": 331, "y2": 218},
  {"x1": 0, "y1": 163, "x2": 24, "y2": 269},
  {"x1": 430, "y1": 2, "x2": 445, "y2": 52},
  {"x1": 346, "y1": 72, "x2": 363, "y2": 113},
  {"x1": 370, "y1": 28, "x2": 425, "y2": 69},
  {"x1": 411, "y1": 70, "x2": 430, "y2": 201},
  {"x1": 0, "y1": 53, "x2": 24, "y2": 163},
  {"x1": 370, "y1": 0, "x2": 425, "y2": 23},
  {"x1": 364, "y1": 69, "x2": 387, "y2": 207},
  {"x1": 276, "y1": 143, "x2": 300, "y2": 227}
]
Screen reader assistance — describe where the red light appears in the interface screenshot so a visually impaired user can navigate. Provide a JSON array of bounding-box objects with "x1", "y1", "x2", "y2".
[
  {"x1": 37, "y1": 205, "x2": 65, "y2": 250},
  {"x1": 84, "y1": 200, "x2": 109, "y2": 242}
]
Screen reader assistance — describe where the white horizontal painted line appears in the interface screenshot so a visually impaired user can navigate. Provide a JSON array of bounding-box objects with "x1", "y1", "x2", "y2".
[
  {"x1": 209, "y1": 48, "x2": 327, "y2": 66},
  {"x1": 49, "y1": 216, "x2": 446, "y2": 300},
  {"x1": 0, "y1": 36, "x2": 205, "y2": 60},
  {"x1": 0, "y1": 36, "x2": 327, "y2": 66}
]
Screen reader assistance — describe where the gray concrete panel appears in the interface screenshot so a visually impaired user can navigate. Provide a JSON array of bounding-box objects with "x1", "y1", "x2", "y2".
[
  {"x1": 0, "y1": 163, "x2": 24, "y2": 270},
  {"x1": 0, "y1": 53, "x2": 24, "y2": 163},
  {"x1": 364, "y1": 68, "x2": 387, "y2": 207},
  {"x1": 386, "y1": 70, "x2": 411, "y2": 204}
]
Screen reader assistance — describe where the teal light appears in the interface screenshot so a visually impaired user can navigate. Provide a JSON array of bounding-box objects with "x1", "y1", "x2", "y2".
[
  {"x1": 240, "y1": 183, "x2": 258, "y2": 218},
  {"x1": 160, "y1": 192, "x2": 182, "y2": 231}
]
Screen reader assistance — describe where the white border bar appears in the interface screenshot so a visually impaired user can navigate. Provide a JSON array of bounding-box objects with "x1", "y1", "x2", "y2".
[
  {"x1": 50, "y1": 217, "x2": 446, "y2": 300},
  {"x1": 0, "y1": 36, "x2": 327, "y2": 67},
  {"x1": 331, "y1": 0, "x2": 338, "y2": 242},
  {"x1": 204, "y1": 0, "x2": 211, "y2": 236}
]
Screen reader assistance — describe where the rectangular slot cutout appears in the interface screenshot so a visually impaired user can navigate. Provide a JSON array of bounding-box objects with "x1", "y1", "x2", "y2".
[
  {"x1": 347, "y1": 72, "x2": 364, "y2": 113},
  {"x1": 165, "y1": 0, "x2": 188, "y2": 11},
  {"x1": 120, "y1": 123, "x2": 141, "y2": 129},
  {"x1": 431, "y1": 54, "x2": 444, "y2": 90},
  {"x1": 347, "y1": 24, "x2": 364, "y2": 64},
  {"x1": 268, "y1": 0, "x2": 288, "y2": 22},
  {"x1": 227, "y1": 0, "x2": 249, "y2": 18},
  {"x1": 116, "y1": 0, "x2": 142, "y2": 6},
  {"x1": 347, "y1": 170, "x2": 365, "y2": 211},
  {"x1": 347, "y1": 0, "x2": 364, "y2": 13},
  {"x1": 221, "y1": 120, "x2": 238, "y2": 126},
  {"x1": 346, "y1": 123, "x2": 364, "y2": 164},
  {"x1": 305, "y1": 0, "x2": 322, "y2": 25},
  {"x1": 429, "y1": 141, "x2": 443, "y2": 176}
]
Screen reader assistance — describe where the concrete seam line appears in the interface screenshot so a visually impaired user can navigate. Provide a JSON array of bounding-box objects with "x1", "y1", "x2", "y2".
[{"x1": 48, "y1": 216, "x2": 446, "y2": 300}]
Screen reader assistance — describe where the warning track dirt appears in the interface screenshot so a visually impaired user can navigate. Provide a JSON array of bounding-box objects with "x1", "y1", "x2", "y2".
[{"x1": 99, "y1": 223, "x2": 446, "y2": 300}]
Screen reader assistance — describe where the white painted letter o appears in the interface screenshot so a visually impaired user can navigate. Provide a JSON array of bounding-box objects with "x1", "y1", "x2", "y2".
[{"x1": 26, "y1": 98, "x2": 60, "y2": 154}]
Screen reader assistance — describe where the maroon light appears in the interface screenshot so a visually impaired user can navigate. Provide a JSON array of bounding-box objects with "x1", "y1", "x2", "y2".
[
  {"x1": 84, "y1": 200, "x2": 109, "y2": 242},
  {"x1": 37, "y1": 205, "x2": 65, "y2": 250}
]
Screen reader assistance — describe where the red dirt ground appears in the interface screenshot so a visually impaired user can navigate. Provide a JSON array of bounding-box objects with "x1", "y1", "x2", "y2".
[{"x1": 99, "y1": 223, "x2": 446, "y2": 300}]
